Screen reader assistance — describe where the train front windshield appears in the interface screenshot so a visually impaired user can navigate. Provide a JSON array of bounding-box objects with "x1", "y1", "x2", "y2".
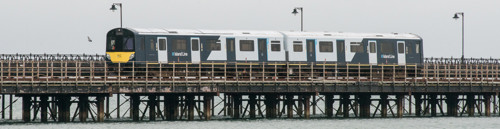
[{"x1": 107, "y1": 36, "x2": 134, "y2": 52}]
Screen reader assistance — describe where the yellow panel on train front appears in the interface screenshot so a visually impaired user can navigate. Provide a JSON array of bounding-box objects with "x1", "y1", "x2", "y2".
[{"x1": 106, "y1": 52, "x2": 135, "y2": 63}]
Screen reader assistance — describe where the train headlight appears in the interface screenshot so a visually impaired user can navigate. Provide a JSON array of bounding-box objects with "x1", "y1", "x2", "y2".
[
  {"x1": 129, "y1": 53, "x2": 135, "y2": 60},
  {"x1": 106, "y1": 54, "x2": 111, "y2": 60}
]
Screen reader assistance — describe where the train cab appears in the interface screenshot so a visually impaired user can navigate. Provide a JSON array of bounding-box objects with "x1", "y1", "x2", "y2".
[{"x1": 106, "y1": 28, "x2": 136, "y2": 63}]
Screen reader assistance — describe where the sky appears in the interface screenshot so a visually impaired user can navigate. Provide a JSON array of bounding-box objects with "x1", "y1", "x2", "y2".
[{"x1": 0, "y1": 0, "x2": 499, "y2": 58}]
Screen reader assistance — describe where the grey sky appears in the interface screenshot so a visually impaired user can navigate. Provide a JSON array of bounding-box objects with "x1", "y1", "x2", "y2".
[{"x1": 1, "y1": 0, "x2": 499, "y2": 58}]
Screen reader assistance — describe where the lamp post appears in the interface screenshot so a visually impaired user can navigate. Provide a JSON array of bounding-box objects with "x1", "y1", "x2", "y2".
[
  {"x1": 110, "y1": 3, "x2": 123, "y2": 28},
  {"x1": 453, "y1": 12, "x2": 464, "y2": 62},
  {"x1": 292, "y1": 7, "x2": 303, "y2": 32}
]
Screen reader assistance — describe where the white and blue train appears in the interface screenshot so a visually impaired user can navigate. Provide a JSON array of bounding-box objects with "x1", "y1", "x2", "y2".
[{"x1": 106, "y1": 28, "x2": 423, "y2": 65}]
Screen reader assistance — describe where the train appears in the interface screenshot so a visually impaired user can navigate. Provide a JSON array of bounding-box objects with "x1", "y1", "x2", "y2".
[{"x1": 106, "y1": 28, "x2": 423, "y2": 65}]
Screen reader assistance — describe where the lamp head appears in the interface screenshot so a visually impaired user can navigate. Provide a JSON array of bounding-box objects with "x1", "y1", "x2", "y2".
[
  {"x1": 453, "y1": 13, "x2": 460, "y2": 19},
  {"x1": 110, "y1": 4, "x2": 117, "y2": 11},
  {"x1": 292, "y1": 8, "x2": 299, "y2": 15}
]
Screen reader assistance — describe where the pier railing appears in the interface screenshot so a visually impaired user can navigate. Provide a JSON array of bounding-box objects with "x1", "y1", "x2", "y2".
[{"x1": 1, "y1": 60, "x2": 500, "y2": 86}]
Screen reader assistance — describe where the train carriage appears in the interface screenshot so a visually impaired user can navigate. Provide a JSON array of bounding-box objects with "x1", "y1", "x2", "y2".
[{"x1": 106, "y1": 28, "x2": 423, "y2": 65}]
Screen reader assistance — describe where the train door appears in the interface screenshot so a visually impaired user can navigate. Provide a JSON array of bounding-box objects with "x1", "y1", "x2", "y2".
[
  {"x1": 226, "y1": 38, "x2": 236, "y2": 62},
  {"x1": 157, "y1": 37, "x2": 168, "y2": 63},
  {"x1": 191, "y1": 37, "x2": 200, "y2": 63},
  {"x1": 336, "y1": 40, "x2": 345, "y2": 63},
  {"x1": 258, "y1": 39, "x2": 268, "y2": 62},
  {"x1": 397, "y1": 41, "x2": 406, "y2": 65},
  {"x1": 368, "y1": 40, "x2": 377, "y2": 64},
  {"x1": 306, "y1": 39, "x2": 316, "y2": 62}
]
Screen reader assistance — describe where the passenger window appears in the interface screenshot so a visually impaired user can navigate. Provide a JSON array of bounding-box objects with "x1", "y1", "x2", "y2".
[
  {"x1": 293, "y1": 41, "x2": 303, "y2": 52},
  {"x1": 319, "y1": 41, "x2": 333, "y2": 52},
  {"x1": 159, "y1": 39, "x2": 166, "y2": 51},
  {"x1": 380, "y1": 42, "x2": 393, "y2": 54},
  {"x1": 207, "y1": 39, "x2": 221, "y2": 51},
  {"x1": 416, "y1": 43, "x2": 420, "y2": 54},
  {"x1": 308, "y1": 40, "x2": 314, "y2": 53},
  {"x1": 271, "y1": 41, "x2": 280, "y2": 52},
  {"x1": 173, "y1": 39, "x2": 187, "y2": 51},
  {"x1": 240, "y1": 40, "x2": 254, "y2": 51},
  {"x1": 398, "y1": 43, "x2": 404, "y2": 54},
  {"x1": 191, "y1": 39, "x2": 199, "y2": 51},
  {"x1": 337, "y1": 40, "x2": 345, "y2": 53},
  {"x1": 350, "y1": 42, "x2": 363, "y2": 53},
  {"x1": 150, "y1": 39, "x2": 155, "y2": 51},
  {"x1": 140, "y1": 38, "x2": 145, "y2": 51},
  {"x1": 227, "y1": 39, "x2": 235, "y2": 52},
  {"x1": 369, "y1": 42, "x2": 376, "y2": 53}
]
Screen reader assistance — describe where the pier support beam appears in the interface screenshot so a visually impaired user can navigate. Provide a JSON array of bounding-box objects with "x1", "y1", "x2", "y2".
[
  {"x1": 265, "y1": 94, "x2": 278, "y2": 118},
  {"x1": 358, "y1": 94, "x2": 371, "y2": 118},
  {"x1": 297, "y1": 95, "x2": 303, "y2": 116},
  {"x1": 148, "y1": 95, "x2": 157, "y2": 121},
  {"x1": 484, "y1": 95, "x2": 491, "y2": 117},
  {"x1": 40, "y1": 96, "x2": 48, "y2": 122},
  {"x1": 232, "y1": 94, "x2": 242, "y2": 119},
  {"x1": 396, "y1": 94, "x2": 404, "y2": 118},
  {"x1": 203, "y1": 95, "x2": 212, "y2": 120},
  {"x1": 380, "y1": 94, "x2": 388, "y2": 118},
  {"x1": 165, "y1": 95, "x2": 179, "y2": 121},
  {"x1": 467, "y1": 94, "x2": 475, "y2": 116},
  {"x1": 303, "y1": 95, "x2": 311, "y2": 119},
  {"x1": 96, "y1": 95, "x2": 105, "y2": 122},
  {"x1": 324, "y1": 94, "x2": 333, "y2": 118},
  {"x1": 249, "y1": 95, "x2": 256, "y2": 119},
  {"x1": 22, "y1": 96, "x2": 31, "y2": 122},
  {"x1": 78, "y1": 95, "x2": 89, "y2": 122},
  {"x1": 130, "y1": 95, "x2": 140, "y2": 121},
  {"x1": 286, "y1": 95, "x2": 294, "y2": 118},
  {"x1": 187, "y1": 95, "x2": 195, "y2": 121},
  {"x1": 446, "y1": 94, "x2": 458, "y2": 116},
  {"x1": 430, "y1": 94, "x2": 437, "y2": 117},
  {"x1": 57, "y1": 96, "x2": 71, "y2": 122},
  {"x1": 342, "y1": 94, "x2": 350, "y2": 118},
  {"x1": 414, "y1": 94, "x2": 422, "y2": 116}
]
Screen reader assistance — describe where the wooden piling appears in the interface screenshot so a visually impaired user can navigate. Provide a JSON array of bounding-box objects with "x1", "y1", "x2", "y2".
[
  {"x1": 40, "y1": 96, "x2": 48, "y2": 122},
  {"x1": 303, "y1": 95, "x2": 311, "y2": 119},
  {"x1": 286, "y1": 95, "x2": 293, "y2": 118},
  {"x1": 97, "y1": 95, "x2": 105, "y2": 122},
  {"x1": 484, "y1": 95, "x2": 491, "y2": 116},
  {"x1": 380, "y1": 94, "x2": 388, "y2": 118},
  {"x1": 430, "y1": 94, "x2": 437, "y2": 117},
  {"x1": 232, "y1": 94, "x2": 242, "y2": 119},
  {"x1": 325, "y1": 94, "x2": 333, "y2": 117},
  {"x1": 396, "y1": 94, "x2": 404, "y2": 118},
  {"x1": 342, "y1": 94, "x2": 350, "y2": 118},
  {"x1": 358, "y1": 94, "x2": 371, "y2": 118},
  {"x1": 297, "y1": 95, "x2": 303, "y2": 116},
  {"x1": 148, "y1": 95, "x2": 156, "y2": 121},
  {"x1": 249, "y1": 94, "x2": 256, "y2": 119},
  {"x1": 446, "y1": 94, "x2": 458, "y2": 116},
  {"x1": 203, "y1": 95, "x2": 212, "y2": 120},
  {"x1": 415, "y1": 94, "x2": 422, "y2": 116},
  {"x1": 57, "y1": 96, "x2": 71, "y2": 122},
  {"x1": 78, "y1": 95, "x2": 88, "y2": 122},
  {"x1": 467, "y1": 94, "x2": 475, "y2": 116},
  {"x1": 131, "y1": 95, "x2": 140, "y2": 121},
  {"x1": 187, "y1": 95, "x2": 195, "y2": 121},
  {"x1": 22, "y1": 96, "x2": 31, "y2": 122}
]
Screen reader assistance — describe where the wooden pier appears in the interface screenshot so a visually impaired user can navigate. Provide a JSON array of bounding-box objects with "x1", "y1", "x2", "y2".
[{"x1": 1, "y1": 56, "x2": 500, "y2": 122}]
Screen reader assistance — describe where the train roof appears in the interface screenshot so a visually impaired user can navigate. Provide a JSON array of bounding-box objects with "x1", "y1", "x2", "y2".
[
  {"x1": 280, "y1": 31, "x2": 421, "y2": 39},
  {"x1": 123, "y1": 28, "x2": 421, "y2": 39}
]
